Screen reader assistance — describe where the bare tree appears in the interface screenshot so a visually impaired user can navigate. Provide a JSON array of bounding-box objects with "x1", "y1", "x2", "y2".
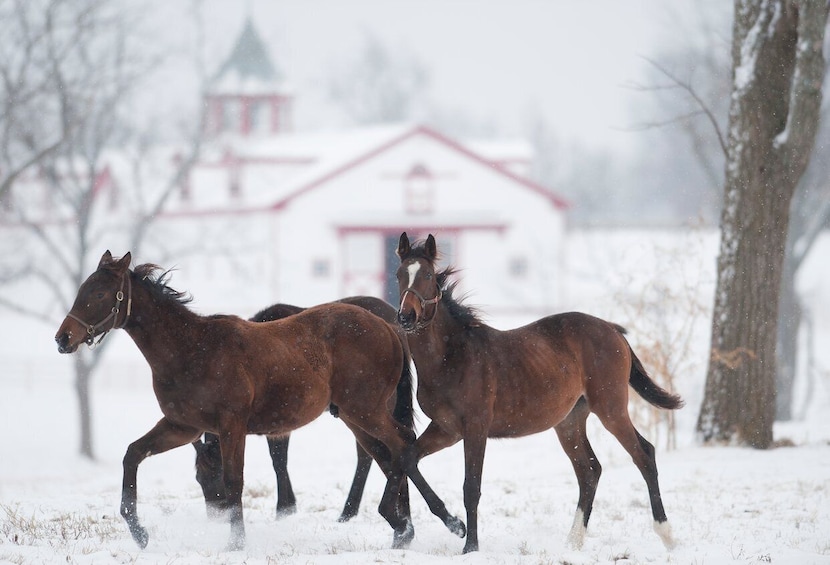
[
  {"x1": 638, "y1": 3, "x2": 830, "y2": 422},
  {"x1": 0, "y1": 0, "x2": 77, "y2": 200},
  {"x1": 0, "y1": 0, "x2": 205, "y2": 459},
  {"x1": 696, "y1": 0, "x2": 828, "y2": 448}
]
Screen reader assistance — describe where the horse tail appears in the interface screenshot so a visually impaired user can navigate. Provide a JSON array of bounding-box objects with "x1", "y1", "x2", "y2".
[
  {"x1": 392, "y1": 351, "x2": 416, "y2": 431},
  {"x1": 627, "y1": 344, "x2": 684, "y2": 410}
]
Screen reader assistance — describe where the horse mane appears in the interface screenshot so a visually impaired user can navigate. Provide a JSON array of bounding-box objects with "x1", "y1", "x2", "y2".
[
  {"x1": 436, "y1": 266, "x2": 483, "y2": 329},
  {"x1": 133, "y1": 263, "x2": 192, "y2": 306}
]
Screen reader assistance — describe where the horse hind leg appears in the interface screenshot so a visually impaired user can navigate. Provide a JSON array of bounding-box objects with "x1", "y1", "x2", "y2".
[
  {"x1": 340, "y1": 421, "x2": 414, "y2": 548},
  {"x1": 344, "y1": 412, "x2": 465, "y2": 546},
  {"x1": 193, "y1": 433, "x2": 228, "y2": 518},
  {"x1": 635, "y1": 429, "x2": 676, "y2": 549},
  {"x1": 337, "y1": 441, "x2": 374, "y2": 522},
  {"x1": 554, "y1": 397, "x2": 601, "y2": 549},
  {"x1": 595, "y1": 410, "x2": 676, "y2": 549},
  {"x1": 266, "y1": 435, "x2": 297, "y2": 517}
]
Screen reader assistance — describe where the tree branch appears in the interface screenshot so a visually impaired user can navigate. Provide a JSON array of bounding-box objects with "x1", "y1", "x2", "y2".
[{"x1": 641, "y1": 56, "x2": 728, "y2": 157}]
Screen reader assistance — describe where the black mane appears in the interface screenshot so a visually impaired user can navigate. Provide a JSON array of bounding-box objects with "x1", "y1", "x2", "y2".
[
  {"x1": 133, "y1": 263, "x2": 192, "y2": 306},
  {"x1": 406, "y1": 238, "x2": 483, "y2": 329},
  {"x1": 436, "y1": 266, "x2": 483, "y2": 329}
]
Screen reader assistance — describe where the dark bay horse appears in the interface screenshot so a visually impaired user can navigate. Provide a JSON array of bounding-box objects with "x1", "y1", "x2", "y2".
[
  {"x1": 395, "y1": 233, "x2": 683, "y2": 553},
  {"x1": 193, "y1": 296, "x2": 411, "y2": 523},
  {"x1": 55, "y1": 251, "x2": 465, "y2": 550}
]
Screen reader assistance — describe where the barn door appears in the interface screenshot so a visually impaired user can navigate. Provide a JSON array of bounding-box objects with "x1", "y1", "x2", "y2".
[{"x1": 341, "y1": 232, "x2": 383, "y2": 298}]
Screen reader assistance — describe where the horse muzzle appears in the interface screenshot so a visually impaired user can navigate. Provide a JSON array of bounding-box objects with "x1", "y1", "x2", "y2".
[
  {"x1": 55, "y1": 317, "x2": 86, "y2": 354},
  {"x1": 397, "y1": 309, "x2": 418, "y2": 332},
  {"x1": 55, "y1": 332, "x2": 78, "y2": 354}
]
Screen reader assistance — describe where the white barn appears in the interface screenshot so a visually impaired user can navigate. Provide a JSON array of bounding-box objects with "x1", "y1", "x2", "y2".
[{"x1": 157, "y1": 18, "x2": 569, "y2": 322}]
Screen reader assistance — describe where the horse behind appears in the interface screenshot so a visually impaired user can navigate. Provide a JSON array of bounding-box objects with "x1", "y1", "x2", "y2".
[
  {"x1": 395, "y1": 233, "x2": 683, "y2": 553},
  {"x1": 55, "y1": 251, "x2": 465, "y2": 550},
  {"x1": 193, "y1": 296, "x2": 412, "y2": 523}
]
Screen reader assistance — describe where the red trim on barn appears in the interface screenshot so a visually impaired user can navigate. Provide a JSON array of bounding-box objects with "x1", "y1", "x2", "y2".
[
  {"x1": 270, "y1": 125, "x2": 569, "y2": 211},
  {"x1": 335, "y1": 223, "x2": 507, "y2": 237}
]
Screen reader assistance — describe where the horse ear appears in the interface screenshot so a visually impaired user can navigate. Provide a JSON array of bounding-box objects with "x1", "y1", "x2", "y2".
[
  {"x1": 98, "y1": 250, "x2": 115, "y2": 268},
  {"x1": 397, "y1": 232, "x2": 411, "y2": 259},
  {"x1": 425, "y1": 234, "x2": 437, "y2": 260},
  {"x1": 113, "y1": 252, "x2": 132, "y2": 273}
]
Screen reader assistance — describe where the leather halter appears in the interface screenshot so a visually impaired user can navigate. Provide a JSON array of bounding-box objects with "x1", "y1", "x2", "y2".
[
  {"x1": 67, "y1": 272, "x2": 133, "y2": 347},
  {"x1": 399, "y1": 284, "x2": 443, "y2": 327}
]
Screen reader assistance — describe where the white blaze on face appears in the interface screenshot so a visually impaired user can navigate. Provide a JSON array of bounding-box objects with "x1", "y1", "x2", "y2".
[
  {"x1": 400, "y1": 262, "x2": 422, "y2": 312},
  {"x1": 405, "y1": 262, "x2": 421, "y2": 290}
]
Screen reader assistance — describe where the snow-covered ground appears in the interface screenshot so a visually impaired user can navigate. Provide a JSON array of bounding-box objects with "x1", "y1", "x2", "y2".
[{"x1": 2, "y1": 229, "x2": 829, "y2": 564}]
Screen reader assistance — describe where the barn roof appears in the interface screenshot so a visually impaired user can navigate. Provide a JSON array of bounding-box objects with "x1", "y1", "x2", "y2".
[{"x1": 269, "y1": 124, "x2": 569, "y2": 211}]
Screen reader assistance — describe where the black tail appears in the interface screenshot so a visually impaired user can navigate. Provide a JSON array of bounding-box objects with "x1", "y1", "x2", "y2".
[
  {"x1": 392, "y1": 355, "x2": 416, "y2": 430},
  {"x1": 629, "y1": 348, "x2": 684, "y2": 410}
]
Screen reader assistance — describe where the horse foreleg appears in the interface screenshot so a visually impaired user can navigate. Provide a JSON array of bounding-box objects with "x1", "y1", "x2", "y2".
[
  {"x1": 553, "y1": 397, "x2": 601, "y2": 549},
  {"x1": 266, "y1": 435, "x2": 297, "y2": 517},
  {"x1": 459, "y1": 432, "x2": 488, "y2": 553},
  {"x1": 404, "y1": 422, "x2": 467, "y2": 540},
  {"x1": 121, "y1": 418, "x2": 201, "y2": 549},
  {"x1": 337, "y1": 441, "x2": 373, "y2": 522},
  {"x1": 218, "y1": 425, "x2": 248, "y2": 551}
]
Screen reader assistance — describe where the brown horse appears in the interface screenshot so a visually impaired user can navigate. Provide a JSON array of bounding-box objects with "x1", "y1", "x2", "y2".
[
  {"x1": 193, "y1": 296, "x2": 411, "y2": 523},
  {"x1": 395, "y1": 233, "x2": 683, "y2": 553},
  {"x1": 54, "y1": 251, "x2": 465, "y2": 550}
]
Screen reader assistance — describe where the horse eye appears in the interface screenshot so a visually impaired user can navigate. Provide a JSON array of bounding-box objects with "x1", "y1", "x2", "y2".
[
  {"x1": 425, "y1": 272, "x2": 432, "y2": 280},
  {"x1": 97, "y1": 292, "x2": 105, "y2": 299}
]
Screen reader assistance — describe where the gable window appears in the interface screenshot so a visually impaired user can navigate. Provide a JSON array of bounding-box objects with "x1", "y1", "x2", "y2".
[
  {"x1": 249, "y1": 99, "x2": 269, "y2": 134},
  {"x1": 404, "y1": 163, "x2": 434, "y2": 215},
  {"x1": 222, "y1": 99, "x2": 242, "y2": 133}
]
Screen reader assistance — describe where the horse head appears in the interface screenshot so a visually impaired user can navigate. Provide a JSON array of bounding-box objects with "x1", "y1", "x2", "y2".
[
  {"x1": 55, "y1": 250, "x2": 132, "y2": 353},
  {"x1": 395, "y1": 232, "x2": 442, "y2": 332}
]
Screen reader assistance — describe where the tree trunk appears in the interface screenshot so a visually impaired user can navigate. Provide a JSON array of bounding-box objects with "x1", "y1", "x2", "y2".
[
  {"x1": 74, "y1": 352, "x2": 95, "y2": 460},
  {"x1": 775, "y1": 253, "x2": 800, "y2": 420},
  {"x1": 697, "y1": 0, "x2": 827, "y2": 448}
]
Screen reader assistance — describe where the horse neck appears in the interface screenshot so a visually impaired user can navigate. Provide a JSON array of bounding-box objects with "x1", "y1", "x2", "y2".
[
  {"x1": 407, "y1": 302, "x2": 463, "y2": 366},
  {"x1": 121, "y1": 274, "x2": 201, "y2": 368}
]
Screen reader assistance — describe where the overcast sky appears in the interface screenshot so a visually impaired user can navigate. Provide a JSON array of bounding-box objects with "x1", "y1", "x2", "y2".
[{"x1": 145, "y1": 0, "x2": 730, "y2": 155}]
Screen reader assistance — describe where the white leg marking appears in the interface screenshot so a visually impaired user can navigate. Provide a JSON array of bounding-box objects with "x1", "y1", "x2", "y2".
[
  {"x1": 654, "y1": 520, "x2": 676, "y2": 550},
  {"x1": 566, "y1": 508, "x2": 586, "y2": 549}
]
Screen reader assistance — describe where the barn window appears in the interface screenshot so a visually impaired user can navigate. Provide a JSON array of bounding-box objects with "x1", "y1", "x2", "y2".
[
  {"x1": 404, "y1": 163, "x2": 434, "y2": 215},
  {"x1": 509, "y1": 256, "x2": 528, "y2": 278},
  {"x1": 229, "y1": 166, "x2": 241, "y2": 198},
  {"x1": 312, "y1": 258, "x2": 330, "y2": 278}
]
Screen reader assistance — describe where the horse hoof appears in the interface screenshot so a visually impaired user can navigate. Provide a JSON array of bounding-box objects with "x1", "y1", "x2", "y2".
[
  {"x1": 462, "y1": 538, "x2": 479, "y2": 554},
  {"x1": 275, "y1": 505, "x2": 297, "y2": 519},
  {"x1": 337, "y1": 510, "x2": 357, "y2": 523},
  {"x1": 654, "y1": 520, "x2": 676, "y2": 550},
  {"x1": 225, "y1": 538, "x2": 245, "y2": 552},
  {"x1": 392, "y1": 519, "x2": 414, "y2": 549},
  {"x1": 130, "y1": 525, "x2": 149, "y2": 549},
  {"x1": 445, "y1": 515, "x2": 466, "y2": 538},
  {"x1": 206, "y1": 502, "x2": 229, "y2": 521}
]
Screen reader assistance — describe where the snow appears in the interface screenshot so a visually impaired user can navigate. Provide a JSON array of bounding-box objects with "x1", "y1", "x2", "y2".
[{"x1": 2, "y1": 229, "x2": 830, "y2": 564}]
